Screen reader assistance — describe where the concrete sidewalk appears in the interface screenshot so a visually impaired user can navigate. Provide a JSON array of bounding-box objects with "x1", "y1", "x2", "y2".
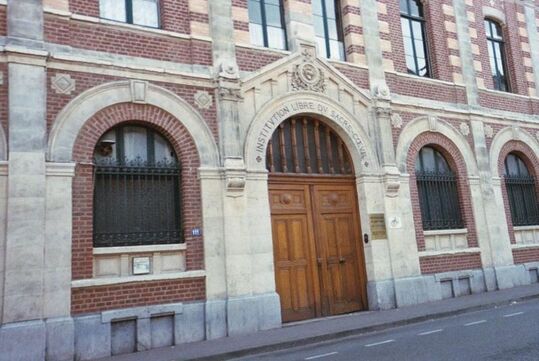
[{"x1": 97, "y1": 283, "x2": 539, "y2": 361}]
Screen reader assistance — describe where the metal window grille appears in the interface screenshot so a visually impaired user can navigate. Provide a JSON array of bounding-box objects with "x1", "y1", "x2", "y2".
[
  {"x1": 93, "y1": 157, "x2": 182, "y2": 248},
  {"x1": 505, "y1": 175, "x2": 539, "y2": 226},
  {"x1": 266, "y1": 117, "x2": 353, "y2": 175},
  {"x1": 416, "y1": 171, "x2": 464, "y2": 230}
]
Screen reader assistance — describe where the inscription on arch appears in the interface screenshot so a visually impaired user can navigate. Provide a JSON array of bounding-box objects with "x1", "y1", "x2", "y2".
[{"x1": 255, "y1": 100, "x2": 368, "y2": 166}]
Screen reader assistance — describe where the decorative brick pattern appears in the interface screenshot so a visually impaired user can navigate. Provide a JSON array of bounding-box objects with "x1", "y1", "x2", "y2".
[
  {"x1": 0, "y1": 5, "x2": 7, "y2": 37},
  {"x1": 497, "y1": 140, "x2": 539, "y2": 247},
  {"x1": 44, "y1": 14, "x2": 212, "y2": 66},
  {"x1": 236, "y1": 47, "x2": 287, "y2": 72},
  {"x1": 341, "y1": 1, "x2": 365, "y2": 65},
  {"x1": 386, "y1": 73, "x2": 468, "y2": 103},
  {"x1": 71, "y1": 278, "x2": 206, "y2": 314},
  {"x1": 513, "y1": 247, "x2": 539, "y2": 265},
  {"x1": 419, "y1": 253, "x2": 482, "y2": 274},
  {"x1": 406, "y1": 131, "x2": 479, "y2": 255},
  {"x1": 71, "y1": 103, "x2": 203, "y2": 280},
  {"x1": 231, "y1": 0, "x2": 250, "y2": 44}
]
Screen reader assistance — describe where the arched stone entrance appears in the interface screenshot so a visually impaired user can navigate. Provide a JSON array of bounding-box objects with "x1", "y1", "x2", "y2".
[{"x1": 266, "y1": 116, "x2": 368, "y2": 322}]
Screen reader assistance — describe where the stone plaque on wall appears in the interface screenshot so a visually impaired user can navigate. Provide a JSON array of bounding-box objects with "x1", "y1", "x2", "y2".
[{"x1": 370, "y1": 214, "x2": 387, "y2": 240}]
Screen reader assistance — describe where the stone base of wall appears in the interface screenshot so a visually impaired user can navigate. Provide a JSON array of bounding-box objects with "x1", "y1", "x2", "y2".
[
  {"x1": 0, "y1": 293, "x2": 283, "y2": 361},
  {"x1": 369, "y1": 265, "x2": 539, "y2": 311}
]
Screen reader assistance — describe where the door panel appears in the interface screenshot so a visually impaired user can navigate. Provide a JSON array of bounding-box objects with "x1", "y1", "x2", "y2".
[
  {"x1": 312, "y1": 185, "x2": 366, "y2": 316},
  {"x1": 270, "y1": 180, "x2": 367, "y2": 322},
  {"x1": 270, "y1": 185, "x2": 319, "y2": 322}
]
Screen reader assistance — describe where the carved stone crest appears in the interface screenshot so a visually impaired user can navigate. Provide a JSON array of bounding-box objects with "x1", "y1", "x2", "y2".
[{"x1": 291, "y1": 57, "x2": 325, "y2": 93}]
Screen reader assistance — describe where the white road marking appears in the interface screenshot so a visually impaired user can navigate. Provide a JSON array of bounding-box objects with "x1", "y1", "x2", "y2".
[
  {"x1": 305, "y1": 351, "x2": 338, "y2": 360},
  {"x1": 364, "y1": 339, "x2": 395, "y2": 347},
  {"x1": 464, "y1": 320, "x2": 487, "y2": 326},
  {"x1": 418, "y1": 329, "x2": 443, "y2": 336},
  {"x1": 503, "y1": 311, "x2": 524, "y2": 318}
]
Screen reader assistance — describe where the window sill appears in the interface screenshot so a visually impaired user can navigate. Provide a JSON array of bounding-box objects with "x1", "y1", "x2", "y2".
[
  {"x1": 385, "y1": 70, "x2": 462, "y2": 87},
  {"x1": 93, "y1": 243, "x2": 185, "y2": 255},
  {"x1": 72, "y1": 270, "x2": 205, "y2": 288},
  {"x1": 235, "y1": 42, "x2": 291, "y2": 56},
  {"x1": 478, "y1": 87, "x2": 536, "y2": 100},
  {"x1": 419, "y1": 247, "x2": 481, "y2": 258},
  {"x1": 424, "y1": 228, "x2": 468, "y2": 236}
]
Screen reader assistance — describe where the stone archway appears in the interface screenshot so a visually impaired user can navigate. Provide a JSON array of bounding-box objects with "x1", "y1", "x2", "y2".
[
  {"x1": 47, "y1": 80, "x2": 219, "y2": 167},
  {"x1": 243, "y1": 92, "x2": 378, "y2": 322},
  {"x1": 244, "y1": 91, "x2": 379, "y2": 175}
]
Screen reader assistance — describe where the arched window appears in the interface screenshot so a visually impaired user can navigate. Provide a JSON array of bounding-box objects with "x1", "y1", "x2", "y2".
[
  {"x1": 312, "y1": 0, "x2": 345, "y2": 60},
  {"x1": 93, "y1": 125, "x2": 181, "y2": 247},
  {"x1": 415, "y1": 146, "x2": 463, "y2": 230},
  {"x1": 100, "y1": 0, "x2": 160, "y2": 28},
  {"x1": 485, "y1": 19, "x2": 509, "y2": 92},
  {"x1": 400, "y1": 0, "x2": 431, "y2": 77},
  {"x1": 248, "y1": 0, "x2": 287, "y2": 50},
  {"x1": 504, "y1": 153, "x2": 539, "y2": 226}
]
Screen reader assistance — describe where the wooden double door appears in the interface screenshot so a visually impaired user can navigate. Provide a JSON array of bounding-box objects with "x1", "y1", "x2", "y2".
[{"x1": 269, "y1": 177, "x2": 368, "y2": 322}]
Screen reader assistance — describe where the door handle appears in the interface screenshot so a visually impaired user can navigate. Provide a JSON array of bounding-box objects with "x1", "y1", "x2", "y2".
[
  {"x1": 363, "y1": 234, "x2": 369, "y2": 244},
  {"x1": 317, "y1": 258, "x2": 323, "y2": 266},
  {"x1": 339, "y1": 257, "x2": 345, "y2": 264}
]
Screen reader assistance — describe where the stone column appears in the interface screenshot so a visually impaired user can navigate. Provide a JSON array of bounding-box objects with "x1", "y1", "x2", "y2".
[
  {"x1": 452, "y1": 0, "x2": 479, "y2": 106},
  {"x1": 208, "y1": 0, "x2": 281, "y2": 337},
  {"x1": 0, "y1": 1, "x2": 52, "y2": 360},
  {"x1": 359, "y1": 0, "x2": 424, "y2": 308},
  {"x1": 199, "y1": 168, "x2": 227, "y2": 340},
  {"x1": 523, "y1": 1, "x2": 539, "y2": 96},
  {"x1": 284, "y1": 0, "x2": 316, "y2": 51},
  {"x1": 468, "y1": 119, "x2": 510, "y2": 290},
  {"x1": 359, "y1": 0, "x2": 387, "y2": 95},
  {"x1": 0, "y1": 163, "x2": 7, "y2": 325},
  {"x1": 469, "y1": 119, "x2": 530, "y2": 289}
]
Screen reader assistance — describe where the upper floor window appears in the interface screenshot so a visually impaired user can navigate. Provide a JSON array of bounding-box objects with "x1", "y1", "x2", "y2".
[
  {"x1": 504, "y1": 153, "x2": 539, "y2": 226},
  {"x1": 93, "y1": 125, "x2": 181, "y2": 247},
  {"x1": 248, "y1": 0, "x2": 287, "y2": 50},
  {"x1": 485, "y1": 19, "x2": 509, "y2": 92},
  {"x1": 313, "y1": 0, "x2": 345, "y2": 60},
  {"x1": 100, "y1": 0, "x2": 160, "y2": 28},
  {"x1": 415, "y1": 146, "x2": 463, "y2": 230},
  {"x1": 400, "y1": 0, "x2": 430, "y2": 77}
]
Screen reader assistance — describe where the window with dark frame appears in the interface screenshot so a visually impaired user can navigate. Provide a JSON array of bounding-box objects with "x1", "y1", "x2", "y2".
[
  {"x1": 485, "y1": 19, "x2": 509, "y2": 92},
  {"x1": 415, "y1": 146, "x2": 464, "y2": 230},
  {"x1": 248, "y1": 0, "x2": 287, "y2": 50},
  {"x1": 400, "y1": 0, "x2": 431, "y2": 77},
  {"x1": 504, "y1": 153, "x2": 539, "y2": 226},
  {"x1": 93, "y1": 125, "x2": 182, "y2": 248},
  {"x1": 312, "y1": 0, "x2": 345, "y2": 60},
  {"x1": 99, "y1": 0, "x2": 160, "y2": 28}
]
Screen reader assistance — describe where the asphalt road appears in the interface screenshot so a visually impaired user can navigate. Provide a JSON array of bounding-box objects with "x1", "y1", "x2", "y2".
[{"x1": 233, "y1": 298, "x2": 539, "y2": 361}]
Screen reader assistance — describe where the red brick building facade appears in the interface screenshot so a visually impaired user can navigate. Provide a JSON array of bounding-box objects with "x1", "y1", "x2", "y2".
[{"x1": 0, "y1": 0, "x2": 538, "y2": 359}]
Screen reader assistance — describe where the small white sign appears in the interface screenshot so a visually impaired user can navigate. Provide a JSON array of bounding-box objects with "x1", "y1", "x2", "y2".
[
  {"x1": 132, "y1": 257, "x2": 151, "y2": 275},
  {"x1": 389, "y1": 216, "x2": 402, "y2": 229}
]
